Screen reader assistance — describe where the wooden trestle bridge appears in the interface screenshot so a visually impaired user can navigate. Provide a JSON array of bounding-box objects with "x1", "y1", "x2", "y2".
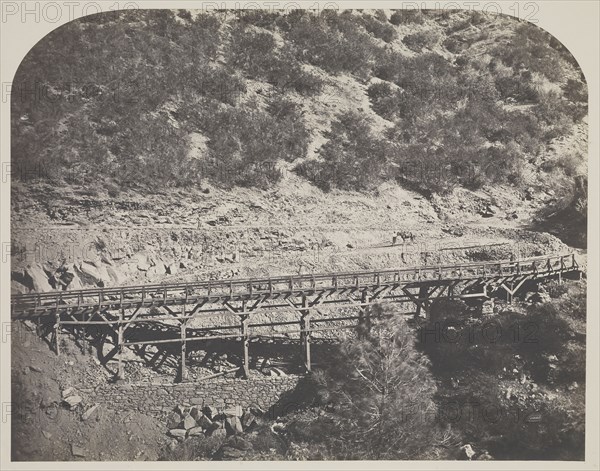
[{"x1": 11, "y1": 253, "x2": 581, "y2": 381}]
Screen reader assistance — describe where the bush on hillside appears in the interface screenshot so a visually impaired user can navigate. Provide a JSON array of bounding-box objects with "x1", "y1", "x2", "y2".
[
  {"x1": 402, "y1": 30, "x2": 442, "y2": 52},
  {"x1": 360, "y1": 13, "x2": 397, "y2": 42},
  {"x1": 389, "y1": 10, "x2": 424, "y2": 25},
  {"x1": 295, "y1": 112, "x2": 387, "y2": 191}
]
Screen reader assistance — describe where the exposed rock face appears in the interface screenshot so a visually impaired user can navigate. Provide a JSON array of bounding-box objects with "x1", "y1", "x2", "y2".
[
  {"x1": 77, "y1": 261, "x2": 113, "y2": 287},
  {"x1": 15, "y1": 264, "x2": 54, "y2": 292}
]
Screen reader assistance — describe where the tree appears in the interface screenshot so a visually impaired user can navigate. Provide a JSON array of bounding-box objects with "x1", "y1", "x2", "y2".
[{"x1": 317, "y1": 304, "x2": 443, "y2": 459}]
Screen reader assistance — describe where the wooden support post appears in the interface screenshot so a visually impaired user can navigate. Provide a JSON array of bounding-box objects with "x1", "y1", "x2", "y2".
[
  {"x1": 240, "y1": 301, "x2": 250, "y2": 379},
  {"x1": 117, "y1": 309, "x2": 125, "y2": 380},
  {"x1": 362, "y1": 291, "x2": 371, "y2": 336},
  {"x1": 82, "y1": 310, "x2": 87, "y2": 354},
  {"x1": 240, "y1": 315, "x2": 250, "y2": 379},
  {"x1": 300, "y1": 295, "x2": 312, "y2": 372},
  {"x1": 54, "y1": 310, "x2": 61, "y2": 356},
  {"x1": 180, "y1": 305, "x2": 188, "y2": 382},
  {"x1": 415, "y1": 286, "x2": 429, "y2": 320}
]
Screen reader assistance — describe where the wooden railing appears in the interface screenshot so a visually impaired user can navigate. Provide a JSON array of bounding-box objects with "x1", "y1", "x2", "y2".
[{"x1": 11, "y1": 254, "x2": 579, "y2": 316}]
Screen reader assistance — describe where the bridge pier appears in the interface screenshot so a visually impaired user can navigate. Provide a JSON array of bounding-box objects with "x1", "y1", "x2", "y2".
[
  {"x1": 117, "y1": 309, "x2": 125, "y2": 380},
  {"x1": 357, "y1": 291, "x2": 371, "y2": 339},
  {"x1": 54, "y1": 310, "x2": 61, "y2": 356},
  {"x1": 240, "y1": 309, "x2": 250, "y2": 379},
  {"x1": 300, "y1": 295, "x2": 312, "y2": 372},
  {"x1": 180, "y1": 312, "x2": 189, "y2": 382}
]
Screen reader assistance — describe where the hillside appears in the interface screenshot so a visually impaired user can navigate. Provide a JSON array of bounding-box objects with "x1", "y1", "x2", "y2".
[{"x1": 12, "y1": 10, "x2": 587, "y2": 199}]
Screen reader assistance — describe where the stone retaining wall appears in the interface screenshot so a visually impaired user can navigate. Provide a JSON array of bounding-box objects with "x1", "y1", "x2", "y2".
[{"x1": 87, "y1": 376, "x2": 301, "y2": 418}]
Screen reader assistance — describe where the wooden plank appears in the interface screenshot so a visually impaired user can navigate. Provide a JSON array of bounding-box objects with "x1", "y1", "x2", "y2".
[
  {"x1": 117, "y1": 309, "x2": 125, "y2": 380},
  {"x1": 240, "y1": 310, "x2": 250, "y2": 379},
  {"x1": 180, "y1": 304, "x2": 188, "y2": 382},
  {"x1": 54, "y1": 310, "x2": 61, "y2": 356},
  {"x1": 300, "y1": 295, "x2": 311, "y2": 372}
]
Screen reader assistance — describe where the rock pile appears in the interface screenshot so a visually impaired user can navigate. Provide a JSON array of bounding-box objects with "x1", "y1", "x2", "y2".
[{"x1": 166, "y1": 404, "x2": 262, "y2": 442}]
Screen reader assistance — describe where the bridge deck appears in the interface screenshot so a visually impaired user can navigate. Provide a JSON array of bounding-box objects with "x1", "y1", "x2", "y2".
[{"x1": 11, "y1": 253, "x2": 579, "y2": 318}]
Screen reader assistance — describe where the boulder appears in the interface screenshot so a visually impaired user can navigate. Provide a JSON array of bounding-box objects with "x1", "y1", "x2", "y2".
[
  {"x1": 225, "y1": 416, "x2": 244, "y2": 436},
  {"x1": 135, "y1": 252, "x2": 156, "y2": 272},
  {"x1": 207, "y1": 424, "x2": 227, "y2": 439},
  {"x1": 168, "y1": 429, "x2": 187, "y2": 439},
  {"x1": 241, "y1": 411, "x2": 256, "y2": 430},
  {"x1": 61, "y1": 266, "x2": 83, "y2": 290},
  {"x1": 188, "y1": 426, "x2": 204, "y2": 437},
  {"x1": 524, "y1": 187, "x2": 535, "y2": 200},
  {"x1": 182, "y1": 414, "x2": 196, "y2": 430},
  {"x1": 189, "y1": 406, "x2": 202, "y2": 421},
  {"x1": 197, "y1": 414, "x2": 213, "y2": 430},
  {"x1": 24, "y1": 264, "x2": 53, "y2": 292},
  {"x1": 11, "y1": 280, "x2": 30, "y2": 295},
  {"x1": 71, "y1": 444, "x2": 87, "y2": 458},
  {"x1": 460, "y1": 444, "x2": 476, "y2": 460},
  {"x1": 106, "y1": 266, "x2": 124, "y2": 285},
  {"x1": 63, "y1": 395, "x2": 82, "y2": 409},
  {"x1": 223, "y1": 405, "x2": 243, "y2": 418},
  {"x1": 166, "y1": 412, "x2": 182, "y2": 429},
  {"x1": 78, "y1": 261, "x2": 112, "y2": 287},
  {"x1": 203, "y1": 405, "x2": 219, "y2": 420},
  {"x1": 81, "y1": 404, "x2": 99, "y2": 421}
]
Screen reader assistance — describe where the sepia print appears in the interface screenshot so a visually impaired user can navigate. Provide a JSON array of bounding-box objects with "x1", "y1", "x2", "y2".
[{"x1": 7, "y1": 6, "x2": 590, "y2": 463}]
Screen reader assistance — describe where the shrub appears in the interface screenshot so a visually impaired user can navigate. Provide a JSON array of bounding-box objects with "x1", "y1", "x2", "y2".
[
  {"x1": 389, "y1": 10, "x2": 424, "y2": 25},
  {"x1": 494, "y1": 23, "x2": 567, "y2": 82},
  {"x1": 237, "y1": 9, "x2": 280, "y2": 28},
  {"x1": 562, "y1": 78, "x2": 588, "y2": 103},
  {"x1": 185, "y1": 96, "x2": 309, "y2": 188},
  {"x1": 296, "y1": 111, "x2": 388, "y2": 191},
  {"x1": 284, "y1": 11, "x2": 380, "y2": 78},
  {"x1": 495, "y1": 75, "x2": 540, "y2": 103},
  {"x1": 360, "y1": 14, "x2": 397, "y2": 43},
  {"x1": 367, "y1": 82, "x2": 403, "y2": 120},
  {"x1": 229, "y1": 25, "x2": 323, "y2": 95},
  {"x1": 402, "y1": 30, "x2": 442, "y2": 52}
]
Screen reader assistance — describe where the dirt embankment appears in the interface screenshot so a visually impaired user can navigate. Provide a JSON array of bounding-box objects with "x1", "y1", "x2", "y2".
[
  {"x1": 11, "y1": 174, "x2": 576, "y2": 296},
  {"x1": 11, "y1": 323, "x2": 168, "y2": 461}
]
